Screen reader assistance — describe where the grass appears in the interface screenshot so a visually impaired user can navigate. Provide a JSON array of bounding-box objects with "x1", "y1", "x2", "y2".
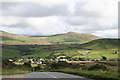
[
  {"x1": 52, "y1": 69, "x2": 119, "y2": 80},
  {"x1": 31, "y1": 64, "x2": 38, "y2": 67},
  {"x1": 2, "y1": 48, "x2": 21, "y2": 59},
  {"x1": 2, "y1": 38, "x2": 119, "y2": 59},
  {"x1": 72, "y1": 50, "x2": 118, "y2": 59},
  {"x1": 2, "y1": 69, "x2": 30, "y2": 75}
]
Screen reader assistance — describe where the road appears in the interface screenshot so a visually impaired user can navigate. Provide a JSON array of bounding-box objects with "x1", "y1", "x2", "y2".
[{"x1": 2, "y1": 72, "x2": 94, "y2": 80}]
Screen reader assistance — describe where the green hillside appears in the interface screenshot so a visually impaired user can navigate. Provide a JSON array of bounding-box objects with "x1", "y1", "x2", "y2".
[
  {"x1": 71, "y1": 38, "x2": 119, "y2": 59},
  {"x1": 2, "y1": 39, "x2": 119, "y2": 59},
  {"x1": 0, "y1": 30, "x2": 100, "y2": 44},
  {"x1": 0, "y1": 30, "x2": 46, "y2": 44},
  {"x1": 45, "y1": 32, "x2": 100, "y2": 44}
]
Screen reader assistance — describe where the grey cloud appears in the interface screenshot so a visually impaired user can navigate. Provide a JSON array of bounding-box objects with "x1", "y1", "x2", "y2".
[
  {"x1": 2, "y1": 2, "x2": 69, "y2": 17},
  {"x1": 1, "y1": 1, "x2": 118, "y2": 38}
]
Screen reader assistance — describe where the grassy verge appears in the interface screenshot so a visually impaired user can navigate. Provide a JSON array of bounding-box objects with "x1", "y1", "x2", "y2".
[
  {"x1": 51, "y1": 69, "x2": 119, "y2": 80},
  {"x1": 2, "y1": 69, "x2": 31, "y2": 75}
]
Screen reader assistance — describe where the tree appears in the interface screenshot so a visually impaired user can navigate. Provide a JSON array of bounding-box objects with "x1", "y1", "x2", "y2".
[
  {"x1": 115, "y1": 52, "x2": 117, "y2": 54},
  {"x1": 50, "y1": 61, "x2": 69, "y2": 69},
  {"x1": 101, "y1": 56, "x2": 107, "y2": 60}
]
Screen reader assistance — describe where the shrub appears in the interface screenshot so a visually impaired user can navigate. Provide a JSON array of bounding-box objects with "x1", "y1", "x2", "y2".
[
  {"x1": 2, "y1": 59, "x2": 16, "y2": 69},
  {"x1": 23, "y1": 61, "x2": 32, "y2": 70},
  {"x1": 50, "y1": 61, "x2": 69, "y2": 69},
  {"x1": 69, "y1": 63, "x2": 85, "y2": 69},
  {"x1": 101, "y1": 56, "x2": 107, "y2": 60},
  {"x1": 88, "y1": 64, "x2": 107, "y2": 71},
  {"x1": 82, "y1": 67, "x2": 89, "y2": 70}
]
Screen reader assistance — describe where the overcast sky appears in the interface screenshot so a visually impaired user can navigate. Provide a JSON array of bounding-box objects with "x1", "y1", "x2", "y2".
[{"x1": 0, "y1": 0, "x2": 119, "y2": 38}]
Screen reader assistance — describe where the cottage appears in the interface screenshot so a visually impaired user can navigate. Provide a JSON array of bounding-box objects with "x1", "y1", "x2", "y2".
[
  {"x1": 59, "y1": 59, "x2": 68, "y2": 61},
  {"x1": 55, "y1": 59, "x2": 59, "y2": 61},
  {"x1": 9, "y1": 59, "x2": 13, "y2": 62},
  {"x1": 18, "y1": 59, "x2": 23, "y2": 62},
  {"x1": 37, "y1": 61, "x2": 42, "y2": 64}
]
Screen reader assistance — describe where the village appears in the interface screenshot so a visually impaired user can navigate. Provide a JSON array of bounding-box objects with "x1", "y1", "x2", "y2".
[{"x1": 8, "y1": 56, "x2": 119, "y2": 66}]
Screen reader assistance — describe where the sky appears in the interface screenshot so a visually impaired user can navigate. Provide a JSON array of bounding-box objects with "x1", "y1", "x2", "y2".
[{"x1": 0, "y1": 0, "x2": 119, "y2": 38}]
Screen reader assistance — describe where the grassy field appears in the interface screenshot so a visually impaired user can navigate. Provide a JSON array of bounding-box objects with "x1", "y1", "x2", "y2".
[
  {"x1": 2, "y1": 69, "x2": 30, "y2": 75},
  {"x1": 1, "y1": 30, "x2": 119, "y2": 59},
  {"x1": 2, "y1": 38, "x2": 119, "y2": 59}
]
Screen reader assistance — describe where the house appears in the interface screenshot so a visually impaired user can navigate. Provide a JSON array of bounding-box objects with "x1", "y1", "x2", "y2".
[
  {"x1": 55, "y1": 59, "x2": 59, "y2": 61},
  {"x1": 81, "y1": 52, "x2": 90, "y2": 55},
  {"x1": 88, "y1": 58, "x2": 94, "y2": 61},
  {"x1": 9, "y1": 59, "x2": 13, "y2": 62},
  {"x1": 59, "y1": 59, "x2": 68, "y2": 61},
  {"x1": 18, "y1": 59, "x2": 23, "y2": 62},
  {"x1": 40, "y1": 58, "x2": 44, "y2": 61},
  {"x1": 37, "y1": 61, "x2": 42, "y2": 64},
  {"x1": 50, "y1": 59, "x2": 53, "y2": 60}
]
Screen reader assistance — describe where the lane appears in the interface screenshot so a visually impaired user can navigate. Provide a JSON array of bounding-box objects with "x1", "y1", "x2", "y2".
[
  {"x1": 46, "y1": 72, "x2": 83, "y2": 78},
  {"x1": 24, "y1": 72, "x2": 93, "y2": 80},
  {"x1": 24, "y1": 72, "x2": 53, "y2": 78},
  {"x1": 2, "y1": 72, "x2": 94, "y2": 80},
  {"x1": 45, "y1": 72, "x2": 57, "y2": 78}
]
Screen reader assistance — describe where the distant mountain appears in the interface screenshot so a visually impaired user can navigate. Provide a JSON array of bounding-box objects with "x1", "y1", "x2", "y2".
[
  {"x1": 0, "y1": 30, "x2": 24, "y2": 40},
  {"x1": 48, "y1": 32, "x2": 101, "y2": 43},
  {"x1": 31, "y1": 32, "x2": 101, "y2": 44},
  {"x1": 0, "y1": 30, "x2": 101, "y2": 45}
]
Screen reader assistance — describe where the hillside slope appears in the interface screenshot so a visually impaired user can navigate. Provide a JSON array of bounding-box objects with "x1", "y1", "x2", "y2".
[
  {"x1": 2, "y1": 38, "x2": 119, "y2": 59},
  {"x1": 45, "y1": 32, "x2": 101, "y2": 44},
  {"x1": 0, "y1": 30, "x2": 52, "y2": 45},
  {"x1": 79, "y1": 38, "x2": 119, "y2": 50},
  {"x1": 0, "y1": 30, "x2": 101, "y2": 45},
  {"x1": 70, "y1": 38, "x2": 119, "y2": 59}
]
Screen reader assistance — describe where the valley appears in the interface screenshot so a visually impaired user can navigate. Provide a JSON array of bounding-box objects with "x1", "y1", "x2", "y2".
[{"x1": 1, "y1": 30, "x2": 119, "y2": 80}]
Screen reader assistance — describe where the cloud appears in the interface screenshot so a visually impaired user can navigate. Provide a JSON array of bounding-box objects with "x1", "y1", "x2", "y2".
[
  {"x1": 92, "y1": 29, "x2": 118, "y2": 38},
  {"x1": 0, "y1": 16, "x2": 70, "y2": 35},
  {"x1": 0, "y1": 0, "x2": 119, "y2": 38},
  {"x1": 2, "y1": 2, "x2": 69, "y2": 17}
]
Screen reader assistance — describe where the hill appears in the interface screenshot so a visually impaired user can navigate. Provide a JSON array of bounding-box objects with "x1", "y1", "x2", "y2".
[
  {"x1": 44, "y1": 32, "x2": 101, "y2": 44},
  {"x1": 0, "y1": 30, "x2": 101, "y2": 45},
  {"x1": 2, "y1": 38, "x2": 119, "y2": 59},
  {"x1": 0, "y1": 30, "x2": 52, "y2": 45},
  {"x1": 1, "y1": 30, "x2": 119, "y2": 59},
  {"x1": 70, "y1": 38, "x2": 119, "y2": 59}
]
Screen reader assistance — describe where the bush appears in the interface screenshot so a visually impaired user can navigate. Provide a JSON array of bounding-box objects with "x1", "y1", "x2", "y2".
[
  {"x1": 101, "y1": 56, "x2": 107, "y2": 60},
  {"x1": 88, "y1": 64, "x2": 107, "y2": 71},
  {"x1": 82, "y1": 67, "x2": 89, "y2": 70},
  {"x1": 2, "y1": 59, "x2": 16, "y2": 69},
  {"x1": 2, "y1": 59, "x2": 31, "y2": 71},
  {"x1": 23, "y1": 62, "x2": 31, "y2": 68},
  {"x1": 23, "y1": 61, "x2": 32, "y2": 70},
  {"x1": 69, "y1": 63, "x2": 85, "y2": 69},
  {"x1": 50, "y1": 61, "x2": 69, "y2": 69}
]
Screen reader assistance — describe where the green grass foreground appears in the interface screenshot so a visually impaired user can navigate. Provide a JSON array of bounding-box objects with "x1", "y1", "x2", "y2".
[{"x1": 51, "y1": 69, "x2": 119, "y2": 80}]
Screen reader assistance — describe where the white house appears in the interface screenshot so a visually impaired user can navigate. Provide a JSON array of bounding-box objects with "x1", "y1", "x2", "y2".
[
  {"x1": 9, "y1": 59, "x2": 13, "y2": 62},
  {"x1": 18, "y1": 59, "x2": 23, "y2": 62},
  {"x1": 37, "y1": 61, "x2": 42, "y2": 64},
  {"x1": 59, "y1": 59, "x2": 68, "y2": 61}
]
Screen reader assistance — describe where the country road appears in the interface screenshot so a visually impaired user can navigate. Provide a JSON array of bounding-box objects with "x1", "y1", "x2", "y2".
[{"x1": 2, "y1": 72, "x2": 94, "y2": 80}]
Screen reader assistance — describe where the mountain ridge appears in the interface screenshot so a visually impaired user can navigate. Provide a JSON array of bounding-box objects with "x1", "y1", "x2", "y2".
[{"x1": 0, "y1": 30, "x2": 101, "y2": 45}]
